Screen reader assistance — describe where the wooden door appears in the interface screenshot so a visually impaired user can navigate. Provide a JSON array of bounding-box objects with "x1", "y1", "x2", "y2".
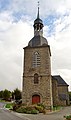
[{"x1": 32, "y1": 95, "x2": 40, "y2": 104}]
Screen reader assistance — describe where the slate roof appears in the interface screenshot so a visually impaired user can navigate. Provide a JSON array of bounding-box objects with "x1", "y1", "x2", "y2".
[
  {"x1": 34, "y1": 18, "x2": 43, "y2": 25},
  {"x1": 28, "y1": 35, "x2": 48, "y2": 47},
  {"x1": 52, "y1": 75, "x2": 69, "y2": 86}
]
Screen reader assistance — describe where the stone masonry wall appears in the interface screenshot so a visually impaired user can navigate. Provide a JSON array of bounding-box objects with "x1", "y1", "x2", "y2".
[
  {"x1": 22, "y1": 46, "x2": 53, "y2": 108},
  {"x1": 52, "y1": 79, "x2": 59, "y2": 106},
  {"x1": 58, "y1": 86, "x2": 69, "y2": 105}
]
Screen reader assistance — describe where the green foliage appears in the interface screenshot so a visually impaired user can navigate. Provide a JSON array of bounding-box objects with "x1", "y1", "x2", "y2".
[
  {"x1": 13, "y1": 104, "x2": 20, "y2": 111},
  {"x1": 31, "y1": 109, "x2": 39, "y2": 114},
  {"x1": 15, "y1": 106, "x2": 30, "y2": 113},
  {"x1": 35, "y1": 105, "x2": 43, "y2": 113},
  {"x1": 53, "y1": 106, "x2": 62, "y2": 111},
  {"x1": 69, "y1": 92, "x2": 71, "y2": 101},
  {"x1": 0, "y1": 88, "x2": 21, "y2": 102},
  {"x1": 13, "y1": 88, "x2": 22, "y2": 100},
  {"x1": 13, "y1": 103, "x2": 46, "y2": 114},
  {"x1": 37, "y1": 103, "x2": 45, "y2": 109},
  {"x1": 11, "y1": 91, "x2": 14, "y2": 99},
  {"x1": 16, "y1": 106, "x2": 39, "y2": 114},
  {"x1": 16, "y1": 107, "x2": 27, "y2": 113},
  {"x1": 0, "y1": 90, "x2": 4, "y2": 98},
  {"x1": 3, "y1": 89, "x2": 11, "y2": 101},
  {"x1": 64, "y1": 115, "x2": 71, "y2": 120},
  {"x1": 5, "y1": 103, "x2": 13, "y2": 109}
]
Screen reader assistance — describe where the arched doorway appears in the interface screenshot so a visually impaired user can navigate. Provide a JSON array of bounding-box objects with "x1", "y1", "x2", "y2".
[{"x1": 32, "y1": 95, "x2": 40, "y2": 104}]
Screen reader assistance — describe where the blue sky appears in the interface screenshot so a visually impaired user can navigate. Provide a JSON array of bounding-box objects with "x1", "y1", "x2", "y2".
[
  {"x1": 0, "y1": 0, "x2": 71, "y2": 91},
  {"x1": 0, "y1": 0, "x2": 10, "y2": 11}
]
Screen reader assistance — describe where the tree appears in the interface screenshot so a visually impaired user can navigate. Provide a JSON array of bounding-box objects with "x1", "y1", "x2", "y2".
[
  {"x1": 13, "y1": 88, "x2": 22, "y2": 100},
  {"x1": 3, "y1": 89, "x2": 11, "y2": 101},
  {"x1": 0, "y1": 90, "x2": 4, "y2": 98},
  {"x1": 69, "y1": 92, "x2": 71, "y2": 101},
  {"x1": 11, "y1": 91, "x2": 14, "y2": 99}
]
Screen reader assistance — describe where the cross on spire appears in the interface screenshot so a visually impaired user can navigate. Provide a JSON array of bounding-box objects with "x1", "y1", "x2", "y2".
[{"x1": 38, "y1": 1, "x2": 40, "y2": 8}]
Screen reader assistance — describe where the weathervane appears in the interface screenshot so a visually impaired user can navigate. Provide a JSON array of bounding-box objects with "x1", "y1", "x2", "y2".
[{"x1": 38, "y1": 1, "x2": 40, "y2": 8}]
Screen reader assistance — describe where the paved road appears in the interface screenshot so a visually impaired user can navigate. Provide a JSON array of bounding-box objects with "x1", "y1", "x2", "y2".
[
  {"x1": 0, "y1": 102, "x2": 71, "y2": 120},
  {"x1": 0, "y1": 109, "x2": 31, "y2": 120},
  {"x1": 0, "y1": 102, "x2": 5, "y2": 108},
  {"x1": 18, "y1": 106, "x2": 71, "y2": 120},
  {"x1": 0, "y1": 102, "x2": 30, "y2": 120}
]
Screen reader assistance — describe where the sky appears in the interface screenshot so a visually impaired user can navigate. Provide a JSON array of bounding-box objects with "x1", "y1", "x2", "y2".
[{"x1": 0, "y1": 0, "x2": 71, "y2": 91}]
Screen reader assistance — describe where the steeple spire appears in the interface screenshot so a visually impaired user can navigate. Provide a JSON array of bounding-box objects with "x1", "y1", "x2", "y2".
[
  {"x1": 28, "y1": 2, "x2": 48, "y2": 47},
  {"x1": 37, "y1": 1, "x2": 39, "y2": 18},
  {"x1": 33, "y1": 1, "x2": 44, "y2": 36}
]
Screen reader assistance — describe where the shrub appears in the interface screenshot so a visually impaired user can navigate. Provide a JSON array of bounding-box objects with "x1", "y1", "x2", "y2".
[
  {"x1": 31, "y1": 109, "x2": 39, "y2": 114},
  {"x1": 5, "y1": 103, "x2": 13, "y2": 109},
  {"x1": 42, "y1": 109, "x2": 47, "y2": 114},
  {"x1": 37, "y1": 103, "x2": 45, "y2": 109},
  {"x1": 26, "y1": 110, "x2": 31, "y2": 114},
  {"x1": 64, "y1": 115, "x2": 71, "y2": 120},
  {"x1": 16, "y1": 107, "x2": 27, "y2": 113},
  {"x1": 13, "y1": 103, "x2": 46, "y2": 114},
  {"x1": 53, "y1": 106, "x2": 62, "y2": 111},
  {"x1": 25, "y1": 106, "x2": 33, "y2": 111},
  {"x1": 16, "y1": 106, "x2": 39, "y2": 114},
  {"x1": 35, "y1": 105, "x2": 43, "y2": 113},
  {"x1": 13, "y1": 104, "x2": 20, "y2": 111}
]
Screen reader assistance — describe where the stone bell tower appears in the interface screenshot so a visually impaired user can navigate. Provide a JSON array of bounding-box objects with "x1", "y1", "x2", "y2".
[{"x1": 22, "y1": 6, "x2": 53, "y2": 109}]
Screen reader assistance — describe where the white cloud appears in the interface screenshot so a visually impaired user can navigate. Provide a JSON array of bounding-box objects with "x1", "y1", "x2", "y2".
[
  {"x1": 0, "y1": 14, "x2": 33, "y2": 91},
  {"x1": 47, "y1": 7, "x2": 71, "y2": 91},
  {"x1": 0, "y1": 0, "x2": 71, "y2": 91}
]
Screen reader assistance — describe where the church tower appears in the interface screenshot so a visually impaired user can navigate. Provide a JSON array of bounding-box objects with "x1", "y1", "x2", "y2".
[{"x1": 22, "y1": 6, "x2": 53, "y2": 109}]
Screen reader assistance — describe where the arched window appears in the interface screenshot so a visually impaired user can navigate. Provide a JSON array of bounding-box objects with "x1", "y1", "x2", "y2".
[
  {"x1": 34, "y1": 73, "x2": 39, "y2": 84},
  {"x1": 32, "y1": 52, "x2": 40, "y2": 67}
]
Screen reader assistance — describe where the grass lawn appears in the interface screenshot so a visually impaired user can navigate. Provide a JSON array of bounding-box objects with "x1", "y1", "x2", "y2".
[{"x1": 0, "y1": 99, "x2": 5, "y2": 102}]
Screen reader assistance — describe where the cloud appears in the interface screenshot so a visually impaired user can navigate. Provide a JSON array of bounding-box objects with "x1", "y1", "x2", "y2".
[
  {"x1": 0, "y1": 12, "x2": 33, "y2": 90},
  {"x1": 0, "y1": 0, "x2": 71, "y2": 91},
  {"x1": 47, "y1": 8, "x2": 71, "y2": 90}
]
